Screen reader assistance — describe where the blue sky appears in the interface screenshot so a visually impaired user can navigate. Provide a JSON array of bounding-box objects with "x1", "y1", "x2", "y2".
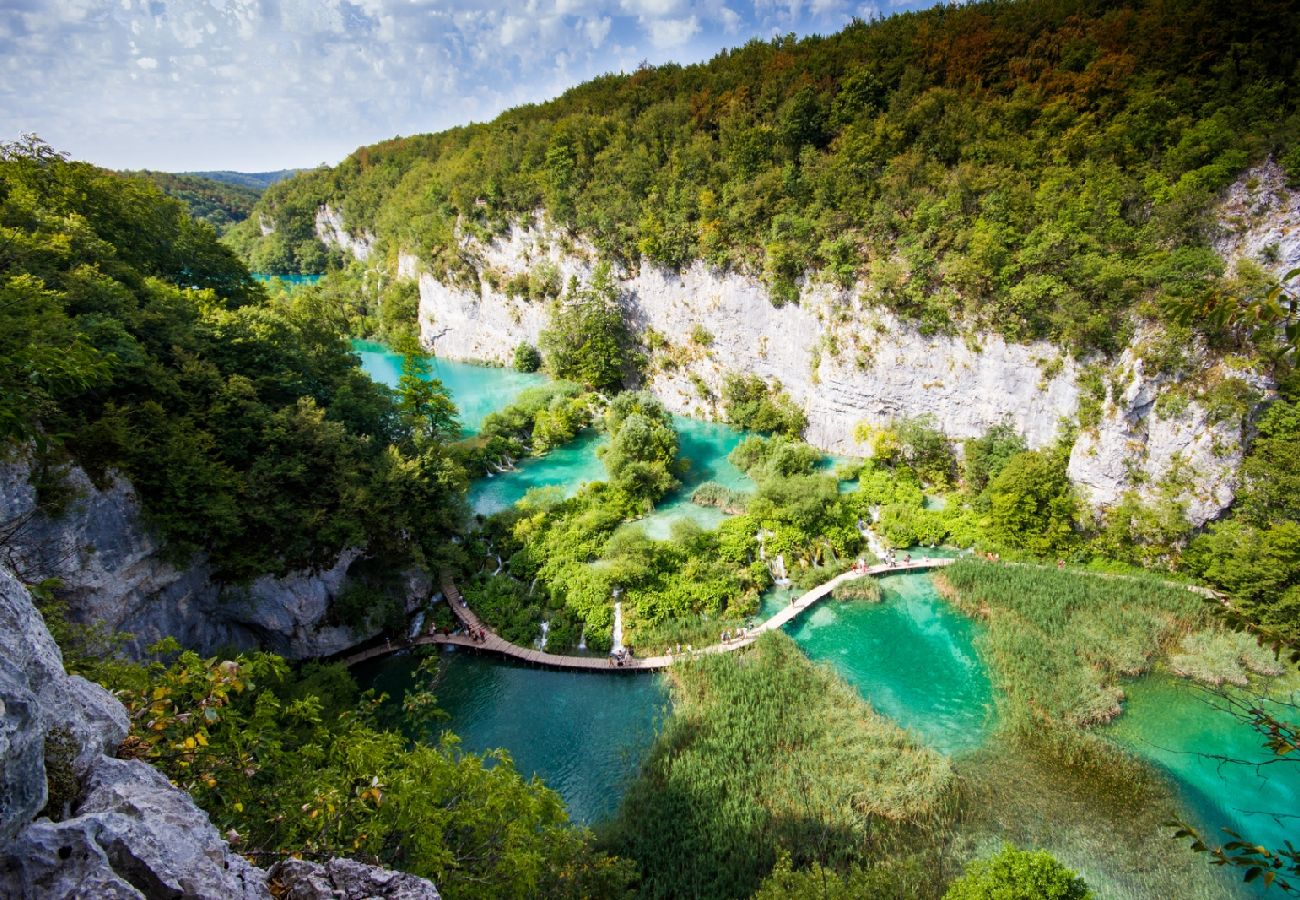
[{"x1": 1, "y1": 0, "x2": 942, "y2": 172}]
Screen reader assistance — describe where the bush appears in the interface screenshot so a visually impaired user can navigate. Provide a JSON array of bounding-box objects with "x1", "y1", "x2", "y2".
[
  {"x1": 831, "y1": 575, "x2": 882, "y2": 601},
  {"x1": 721, "y1": 374, "x2": 807, "y2": 437},
  {"x1": 512, "y1": 342, "x2": 542, "y2": 372},
  {"x1": 944, "y1": 844, "x2": 1091, "y2": 900}
]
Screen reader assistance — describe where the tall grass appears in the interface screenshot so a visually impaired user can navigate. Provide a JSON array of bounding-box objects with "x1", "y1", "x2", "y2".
[
  {"x1": 602, "y1": 632, "x2": 958, "y2": 899},
  {"x1": 935, "y1": 561, "x2": 1208, "y2": 736}
]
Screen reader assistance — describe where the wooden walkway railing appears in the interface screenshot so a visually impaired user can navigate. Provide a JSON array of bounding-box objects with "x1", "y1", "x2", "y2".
[{"x1": 343, "y1": 558, "x2": 956, "y2": 672}]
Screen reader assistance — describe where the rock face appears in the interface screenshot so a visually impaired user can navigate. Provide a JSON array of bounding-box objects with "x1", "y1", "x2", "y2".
[
  {"x1": 378, "y1": 212, "x2": 1277, "y2": 526},
  {"x1": 1215, "y1": 157, "x2": 1300, "y2": 277},
  {"x1": 0, "y1": 458, "x2": 428, "y2": 660},
  {"x1": 315, "y1": 204, "x2": 373, "y2": 262},
  {"x1": 0, "y1": 565, "x2": 440, "y2": 900}
]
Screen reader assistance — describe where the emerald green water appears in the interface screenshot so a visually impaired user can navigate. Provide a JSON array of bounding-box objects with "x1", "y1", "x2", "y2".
[
  {"x1": 356, "y1": 651, "x2": 665, "y2": 824},
  {"x1": 1106, "y1": 674, "x2": 1300, "y2": 859},
  {"x1": 353, "y1": 342, "x2": 1299, "y2": 880},
  {"x1": 763, "y1": 569, "x2": 995, "y2": 756},
  {"x1": 352, "y1": 340, "x2": 546, "y2": 436}
]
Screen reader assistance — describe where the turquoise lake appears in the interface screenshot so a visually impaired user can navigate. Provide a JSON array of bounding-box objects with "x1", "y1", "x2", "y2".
[
  {"x1": 253, "y1": 273, "x2": 323, "y2": 286},
  {"x1": 352, "y1": 341, "x2": 1300, "y2": 876}
]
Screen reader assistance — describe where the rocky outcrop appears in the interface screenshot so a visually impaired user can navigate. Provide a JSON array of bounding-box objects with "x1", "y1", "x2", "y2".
[
  {"x1": 0, "y1": 458, "x2": 429, "y2": 660},
  {"x1": 1215, "y1": 157, "x2": 1300, "y2": 277},
  {"x1": 315, "y1": 204, "x2": 373, "y2": 262},
  {"x1": 0, "y1": 565, "x2": 440, "y2": 900},
  {"x1": 268, "y1": 858, "x2": 442, "y2": 900}
]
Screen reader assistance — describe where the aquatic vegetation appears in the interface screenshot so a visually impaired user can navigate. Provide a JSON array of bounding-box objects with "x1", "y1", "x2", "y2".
[
  {"x1": 831, "y1": 576, "x2": 882, "y2": 602},
  {"x1": 605, "y1": 632, "x2": 957, "y2": 899},
  {"x1": 935, "y1": 561, "x2": 1207, "y2": 732},
  {"x1": 1168, "y1": 628, "x2": 1287, "y2": 686},
  {"x1": 690, "y1": 480, "x2": 749, "y2": 514}
]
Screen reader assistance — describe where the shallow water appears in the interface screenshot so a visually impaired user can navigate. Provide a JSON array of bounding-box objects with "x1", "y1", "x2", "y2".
[
  {"x1": 253, "y1": 272, "x2": 322, "y2": 286},
  {"x1": 767, "y1": 570, "x2": 996, "y2": 755},
  {"x1": 1106, "y1": 674, "x2": 1300, "y2": 861},
  {"x1": 469, "y1": 413, "x2": 754, "y2": 523},
  {"x1": 356, "y1": 649, "x2": 665, "y2": 824},
  {"x1": 352, "y1": 340, "x2": 546, "y2": 436}
]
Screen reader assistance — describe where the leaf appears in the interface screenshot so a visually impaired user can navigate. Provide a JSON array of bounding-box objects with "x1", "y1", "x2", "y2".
[{"x1": 1244, "y1": 867, "x2": 1263, "y2": 883}]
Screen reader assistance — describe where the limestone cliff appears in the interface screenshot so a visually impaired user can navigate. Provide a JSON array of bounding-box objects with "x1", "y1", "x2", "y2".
[
  {"x1": 0, "y1": 456, "x2": 429, "y2": 661},
  {"x1": 337, "y1": 165, "x2": 1292, "y2": 528},
  {"x1": 0, "y1": 565, "x2": 440, "y2": 899}
]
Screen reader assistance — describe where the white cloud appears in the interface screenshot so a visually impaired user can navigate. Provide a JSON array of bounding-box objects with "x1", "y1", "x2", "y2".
[
  {"x1": 0, "y1": 0, "x2": 934, "y2": 170},
  {"x1": 647, "y1": 14, "x2": 698, "y2": 48},
  {"x1": 583, "y1": 15, "x2": 611, "y2": 47}
]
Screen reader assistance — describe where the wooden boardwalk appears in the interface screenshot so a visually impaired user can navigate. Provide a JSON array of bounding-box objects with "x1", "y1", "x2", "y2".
[{"x1": 343, "y1": 559, "x2": 955, "y2": 672}]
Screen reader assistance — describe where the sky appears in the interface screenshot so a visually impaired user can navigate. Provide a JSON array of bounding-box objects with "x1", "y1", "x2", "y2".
[{"x1": 1, "y1": 0, "x2": 941, "y2": 173}]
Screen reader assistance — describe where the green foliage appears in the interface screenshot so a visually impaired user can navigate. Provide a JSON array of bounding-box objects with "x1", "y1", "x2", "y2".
[
  {"x1": 605, "y1": 632, "x2": 955, "y2": 899},
  {"x1": 1184, "y1": 401, "x2": 1300, "y2": 642},
  {"x1": 963, "y1": 422, "x2": 1028, "y2": 495},
  {"x1": 540, "y1": 262, "x2": 632, "y2": 393},
  {"x1": 986, "y1": 450, "x2": 1078, "y2": 555},
  {"x1": 598, "y1": 391, "x2": 680, "y2": 504},
  {"x1": 234, "y1": 0, "x2": 1300, "y2": 350},
  {"x1": 943, "y1": 844, "x2": 1091, "y2": 900},
  {"x1": 721, "y1": 374, "x2": 807, "y2": 437},
  {"x1": 0, "y1": 136, "x2": 466, "y2": 583},
  {"x1": 859, "y1": 415, "x2": 955, "y2": 488},
  {"x1": 936, "y1": 561, "x2": 1206, "y2": 735},
  {"x1": 463, "y1": 572, "x2": 545, "y2": 646},
  {"x1": 752, "y1": 852, "x2": 929, "y2": 898},
  {"x1": 107, "y1": 649, "x2": 633, "y2": 898},
  {"x1": 728, "y1": 434, "x2": 821, "y2": 482},
  {"x1": 128, "y1": 170, "x2": 262, "y2": 234},
  {"x1": 512, "y1": 341, "x2": 542, "y2": 372}
]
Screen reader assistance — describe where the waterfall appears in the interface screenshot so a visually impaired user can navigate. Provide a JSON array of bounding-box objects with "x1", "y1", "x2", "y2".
[
  {"x1": 408, "y1": 611, "x2": 426, "y2": 639},
  {"x1": 611, "y1": 599, "x2": 624, "y2": 653},
  {"x1": 772, "y1": 553, "x2": 791, "y2": 587},
  {"x1": 535, "y1": 620, "x2": 550, "y2": 651}
]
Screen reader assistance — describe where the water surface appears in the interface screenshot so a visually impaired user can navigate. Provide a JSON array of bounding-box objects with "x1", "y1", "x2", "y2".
[
  {"x1": 356, "y1": 650, "x2": 665, "y2": 824},
  {"x1": 352, "y1": 340, "x2": 546, "y2": 436},
  {"x1": 1106, "y1": 674, "x2": 1300, "y2": 861}
]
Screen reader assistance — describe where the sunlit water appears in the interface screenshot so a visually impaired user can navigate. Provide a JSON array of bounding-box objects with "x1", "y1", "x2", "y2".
[
  {"x1": 1106, "y1": 674, "x2": 1300, "y2": 861},
  {"x1": 253, "y1": 272, "x2": 323, "y2": 286},
  {"x1": 353, "y1": 342, "x2": 1300, "y2": 875},
  {"x1": 352, "y1": 340, "x2": 546, "y2": 436}
]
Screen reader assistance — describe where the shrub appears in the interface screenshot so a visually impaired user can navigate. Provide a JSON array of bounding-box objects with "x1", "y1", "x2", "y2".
[
  {"x1": 944, "y1": 844, "x2": 1091, "y2": 899},
  {"x1": 512, "y1": 342, "x2": 542, "y2": 372}
]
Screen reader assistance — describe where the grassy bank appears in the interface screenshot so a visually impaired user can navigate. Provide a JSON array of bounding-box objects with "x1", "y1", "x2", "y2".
[{"x1": 603, "y1": 631, "x2": 959, "y2": 899}]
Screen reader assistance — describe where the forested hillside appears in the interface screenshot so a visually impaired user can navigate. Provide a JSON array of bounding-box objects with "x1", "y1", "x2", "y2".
[
  {"x1": 130, "y1": 170, "x2": 262, "y2": 233},
  {"x1": 0, "y1": 136, "x2": 464, "y2": 584},
  {"x1": 231, "y1": 0, "x2": 1299, "y2": 353}
]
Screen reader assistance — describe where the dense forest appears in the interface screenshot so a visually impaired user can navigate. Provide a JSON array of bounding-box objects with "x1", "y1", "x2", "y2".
[
  {"x1": 0, "y1": 136, "x2": 464, "y2": 587},
  {"x1": 231, "y1": 0, "x2": 1299, "y2": 355},
  {"x1": 129, "y1": 170, "x2": 263, "y2": 233}
]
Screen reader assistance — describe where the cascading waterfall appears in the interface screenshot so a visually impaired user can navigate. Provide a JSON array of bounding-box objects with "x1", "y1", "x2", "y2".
[
  {"x1": 611, "y1": 592, "x2": 624, "y2": 653},
  {"x1": 535, "y1": 620, "x2": 550, "y2": 651}
]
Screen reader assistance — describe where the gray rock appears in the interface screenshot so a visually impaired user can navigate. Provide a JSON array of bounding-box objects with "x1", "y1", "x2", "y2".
[
  {"x1": 0, "y1": 456, "x2": 421, "y2": 661},
  {"x1": 0, "y1": 567, "x2": 439, "y2": 900},
  {"x1": 270, "y1": 858, "x2": 441, "y2": 900}
]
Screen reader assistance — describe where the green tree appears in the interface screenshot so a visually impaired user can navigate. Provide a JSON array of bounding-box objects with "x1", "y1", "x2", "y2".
[
  {"x1": 396, "y1": 353, "x2": 460, "y2": 446},
  {"x1": 599, "y1": 391, "x2": 680, "y2": 504},
  {"x1": 986, "y1": 450, "x2": 1078, "y2": 555},
  {"x1": 539, "y1": 263, "x2": 631, "y2": 392},
  {"x1": 944, "y1": 845, "x2": 1091, "y2": 900},
  {"x1": 512, "y1": 341, "x2": 542, "y2": 373}
]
